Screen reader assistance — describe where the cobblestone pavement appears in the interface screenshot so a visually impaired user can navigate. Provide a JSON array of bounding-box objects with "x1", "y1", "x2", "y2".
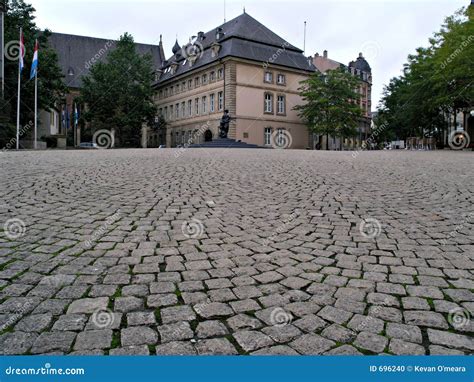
[{"x1": 0, "y1": 149, "x2": 473, "y2": 355}]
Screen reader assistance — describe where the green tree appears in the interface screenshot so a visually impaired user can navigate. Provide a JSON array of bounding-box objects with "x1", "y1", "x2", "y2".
[
  {"x1": 377, "y1": 6, "x2": 473, "y2": 145},
  {"x1": 294, "y1": 67, "x2": 363, "y2": 150},
  {"x1": 1, "y1": 0, "x2": 66, "y2": 145},
  {"x1": 80, "y1": 33, "x2": 157, "y2": 148}
]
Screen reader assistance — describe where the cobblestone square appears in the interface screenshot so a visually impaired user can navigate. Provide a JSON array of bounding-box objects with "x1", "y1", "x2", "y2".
[{"x1": 0, "y1": 149, "x2": 472, "y2": 355}]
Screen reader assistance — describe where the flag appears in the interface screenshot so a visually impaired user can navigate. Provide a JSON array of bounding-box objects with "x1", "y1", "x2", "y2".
[
  {"x1": 65, "y1": 108, "x2": 70, "y2": 129},
  {"x1": 30, "y1": 40, "x2": 38, "y2": 80},
  {"x1": 74, "y1": 103, "x2": 79, "y2": 126},
  {"x1": 19, "y1": 30, "x2": 25, "y2": 72}
]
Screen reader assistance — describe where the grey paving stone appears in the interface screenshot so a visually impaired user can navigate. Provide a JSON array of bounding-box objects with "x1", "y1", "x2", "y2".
[
  {"x1": 109, "y1": 345, "x2": 150, "y2": 355},
  {"x1": 353, "y1": 331, "x2": 388, "y2": 353},
  {"x1": 289, "y1": 334, "x2": 335, "y2": 355},
  {"x1": 195, "y1": 338, "x2": 238, "y2": 355},
  {"x1": 14, "y1": 313, "x2": 52, "y2": 332},
  {"x1": 74, "y1": 329, "x2": 113, "y2": 350},
  {"x1": 404, "y1": 311, "x2": 449, "y2": 329},
  {"x1": 67, "y1": 297, "x2": 109, "y2": 314},
  {"x1": 158, "y1": 321, "x2": 194, "y2": 342},
  {"x1": 194, "y1": 302, "x2": 233, "y2": 319},
  {"x1": 121, "y1": 327, "x2": 158, "y2": 346},
  {"x1": 0, "y1": 332, "x2": 37, "y2": 354},
  {"x1": 389, "y1": 339, "x2": 425, "y2": 355},
  {"x1": 161, "y1": 305, "x2": 196, "y2": 323},
  {"x1": 233, "y1": 330, "x2": 274, "y2": 352},
  {"x1": 31, "y1": 331, "x2": 76, "y2": 354},
  {"x1": 52, "y1": 314, "x2": 88, "y2": 331},
  {"x1": 155, "y1": 341, "x2": 196, "y2": 355},
  {"x1": 196, "y1": 320, "x2": 228, "y2": 338},
  {"x1": 386, "y1": 322, "x2": 422, "y2": 344}
]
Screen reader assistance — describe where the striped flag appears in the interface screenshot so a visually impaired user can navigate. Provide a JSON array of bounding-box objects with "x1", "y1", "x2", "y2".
[
  {"x1": 19, "y1": 30, "x2": 25, "y2": 72},
  {"x1": 30, "y1": 40, "x2": 39, "y2": 80}
]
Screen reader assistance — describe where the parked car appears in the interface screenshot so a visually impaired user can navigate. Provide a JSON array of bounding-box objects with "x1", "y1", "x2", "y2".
[{"x1": 79, "y1": 142, "x2": 99, "y2": 149}]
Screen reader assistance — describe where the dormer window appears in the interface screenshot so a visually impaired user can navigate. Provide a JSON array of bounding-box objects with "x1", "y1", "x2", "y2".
[{"x1": 211, "y1": 42, "x2": 221, "y2": 58}]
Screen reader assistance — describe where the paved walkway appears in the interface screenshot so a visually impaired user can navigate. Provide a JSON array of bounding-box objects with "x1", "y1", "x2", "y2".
[{"x1": 0, "y1": 149, "x2": 473, "y2": 355}]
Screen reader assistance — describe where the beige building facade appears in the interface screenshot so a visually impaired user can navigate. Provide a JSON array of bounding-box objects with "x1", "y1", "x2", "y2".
[{"x1": 150, "y1": 12, "x2": 315, "y2": 149}]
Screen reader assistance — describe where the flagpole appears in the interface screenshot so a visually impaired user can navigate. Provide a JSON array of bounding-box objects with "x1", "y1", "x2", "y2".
[
  {"x1": 16, "y1": 27, "x2": 22, "y2": 150},
  {"x1": 34, "y1": 67, "x2": 37, "y2": 149}
]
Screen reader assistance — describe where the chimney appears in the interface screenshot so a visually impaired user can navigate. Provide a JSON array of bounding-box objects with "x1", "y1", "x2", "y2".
[{"x1": 323, "y1": 50, "x2": 328, "y2": 58}]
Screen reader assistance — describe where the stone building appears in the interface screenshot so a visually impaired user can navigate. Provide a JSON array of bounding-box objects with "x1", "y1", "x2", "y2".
[
  {"x1": 312, "y1": 50, "x2": 372, "y2": 150},
  {"x1": 149, "y1": 12, "x2": 315, "y2": 149},
  {"x1": 40, "y1": 32, "x2": 164, "y2": 147}
]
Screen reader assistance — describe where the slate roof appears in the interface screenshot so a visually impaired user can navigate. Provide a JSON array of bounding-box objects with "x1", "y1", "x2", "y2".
[
  {"x1": 48, "y1": 32, "x2": 163, "y2": 89},
  {"x1": 157, "y1": 12, "x2": 315, "y2": 84},
  {"x1": 349, "y1": 54, "x2": 371, "y2": 73}
]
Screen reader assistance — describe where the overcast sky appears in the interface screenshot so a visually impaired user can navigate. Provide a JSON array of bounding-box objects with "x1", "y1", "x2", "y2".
[{"x1": 30, "y1": 0, "x2": 468, "y2": 109}]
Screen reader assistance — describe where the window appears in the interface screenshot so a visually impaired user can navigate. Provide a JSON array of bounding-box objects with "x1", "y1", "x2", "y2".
[
  {"x1": 202, "y1": 96, "x2": 207, "y2": 113},
  {"x1": 164, "y1": 106, "x2": 168, "y2": 120},
  {"x1": 195, "y1": 77, "x2": 200, "y2": 87},
  {"x1": 188, "y1": 79, "x2": 192, "y2": 89},
  {"x1": 264, "y1": 93, "x2": 273, "y2": 113},
  {"x1": 170, "y1": 87, "x2": 174, "y2": 96},
  {"x1": 264, "y1": 127, "x2": 272, "y2": 146},
  {"x1": 277, "y1": 74, "x2": 286, "y2": 85},
  {"x1": 210, "y1": 71, "x2": 215, "y2": 81},
  {"x1": 158, "y1": 108, "x2": 163, "y2": 116},
  {"x1": 181, "y1": 102, "x2": 185, "y2": 118},
  {"x1": 202, "y1": 74, "x2": 207, "y2": 84},
  {"x1": 210, "y1": 94, "x2": 215, "y2": 112},
  {"x1": 264, "y1": 72, "x2": 273, "y2": 83},
  {"x1": 175, "y1": 103, "x2": 179, "y2": 118},
  {"x1": 159, "y1": 90, "x2": 163, "y2": 99},
  {"x1": 195, "y1": 98, "x2": 199, "y2": 115},
  {"x1": 164, "y1": 88, "x2": 169, "y2": 97},
  {"x1": 169, "y1": 105, "x2": 174, "y2": 120},
  {"x1": 277, "y1": 95, "x2": 285, "y2": 114},
  {"x1": 187, "y1": 100, "x2": 192, "y2": 116},
  {"x1": 175, "y1": 85, "x2": 179, "y2": 94},
  {"x1": 181, "y1": 82, "x2": 185, "y2": 91},
  {"x1": 218, "y1": 91, "x2": 223, "y2": 111},
  {"x1": 217, "y1": 68, "x2": 224, "y2": 79}
]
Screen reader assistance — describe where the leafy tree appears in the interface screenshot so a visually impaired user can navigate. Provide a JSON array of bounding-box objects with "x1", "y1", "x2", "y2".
[
  {"x1": 377, "y1": 6, "x2": 473, "y2": 146},
  {"x1": 295, "y1": 67, "x2": 363, "y2": 150},
  {"x1": 1, "y1": 0, "x2": 66, "y2": 145},
  {"x1": 80, "y1": 33, "x2": 157, "y2": 147}
]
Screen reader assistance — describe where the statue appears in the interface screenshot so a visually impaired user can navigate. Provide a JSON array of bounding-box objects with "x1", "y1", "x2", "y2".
[{"x1": 219, "y1": 110, "x2": 231, "y2": 138}]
